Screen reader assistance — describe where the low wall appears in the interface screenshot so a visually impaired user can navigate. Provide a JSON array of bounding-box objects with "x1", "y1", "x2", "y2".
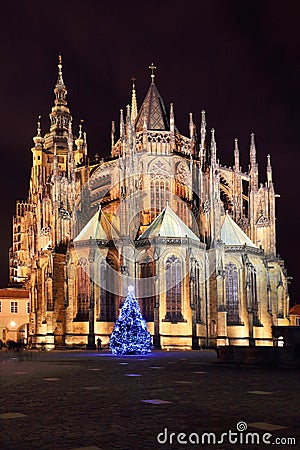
[{"x1": 216, "y1": 345, "x2": 300, "y2": 368}]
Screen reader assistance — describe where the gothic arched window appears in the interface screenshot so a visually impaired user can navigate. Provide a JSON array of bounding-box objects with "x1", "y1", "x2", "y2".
[
  {"x1": 46, "y1": 277, "x2": 53, "y2": 311},
  {"x1": 225, "y1": 262, "x2": 240, "y2": 324},
  {"x1": 164, "y1": 255, "x2": 185, "y2": 323},
  {"x1": 149, "y1": 160, "x2": 170, "y2": 221},
  {"x1": 249, "y1": 265, "x2": 260, "y2": 325},
  {"x1": 140, "y1": 260, "x2": 155, "y2": 321},
  {"x1": 99, "y1": 260, "x2": 116, "y2": 322},
  {"x1": 77, "y1": 258, "x2": 89, "y2": 321},
  {"x1": 191, "y1": 261, "x2": 202, "y2": 323}
]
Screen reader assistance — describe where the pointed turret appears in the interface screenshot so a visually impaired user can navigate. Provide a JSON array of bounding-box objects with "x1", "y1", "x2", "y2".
[
  {"x1": 234, "y1": 138, "x2": 240, "y2": 171},
  {"x1": 249, "y1": 132, "x2": 258, "y2": 190},
  {"x1": 189, "y1": 113, "x2": 194, "y2": 139},
  {"x1": 170, "y1": 103, "x2": 175, "y2": 133},
  {"x1": 49, "y1": 55, "x2": 72, "y2": 137},
  {"x1": 126, "y1": 104, "x2": 133, "y2": 153},
  {"x1": 74, "y1": 120, "x2": 88, "y2": 165},
  {"x1": 111, "y1": 120, "x2": 115, "y2": 150},
  {"x1": 200, "y1": 110, "x2": 206, "y2": 164},
  {"x1": 189, "y1": 113, "x2": 197, "y2": 157},
  {"x1": 250, "y1": 132, "x2": 256, "y2": 166},
  {"x1": 135, "y1": 64, "x2": 170, "y2": 131},
  {"x1": 75, "y1": 120, "x2": 84, "y2": 150},
  {"x1": 210, "y1": 128, "x2": 217, "y2": 165},
  {"x1": 120, "y1": 109, "x2": 125, "y2": 139},
  {"x1": 31, "y1": 116, "x2": 44, "y2": 175},
  {"x1": 54, "y1": 54, "x2": 67, "y2": 106},
  {"x1": 33, "y1": 116, "x2": 44, "y2": 147},
  {"x1": 130, "y1": 78, "x2": 138, "y2": 123},
  {"x1": 67, "y1": 121, "x2": 74, "y2": 179},
  {"x1": 267, "y1": 154, "x2": 272, "y2": 186}
]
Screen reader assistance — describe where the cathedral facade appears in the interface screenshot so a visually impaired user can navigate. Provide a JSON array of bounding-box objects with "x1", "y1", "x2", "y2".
[{"x1": 9, "y1": 58, "x2": 291, "y2": 350}]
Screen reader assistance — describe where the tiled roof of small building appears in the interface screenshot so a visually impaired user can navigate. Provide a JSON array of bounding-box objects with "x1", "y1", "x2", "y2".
[{"x1": 290, "y1": 304, "x2": 300, "y2": 315}]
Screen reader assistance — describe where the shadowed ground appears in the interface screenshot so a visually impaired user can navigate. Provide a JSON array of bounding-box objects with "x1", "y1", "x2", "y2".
[{"x1": 0, "y1": 349, "x2": 299, "y2": 449}]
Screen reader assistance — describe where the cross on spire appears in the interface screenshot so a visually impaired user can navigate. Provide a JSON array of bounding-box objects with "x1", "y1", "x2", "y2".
[
  {"x1": 131, "y1": 76, "x2": 136, "y2": 87},
  {"x1": 148, "y1": 63, "x2": 157, "y2": 83}
]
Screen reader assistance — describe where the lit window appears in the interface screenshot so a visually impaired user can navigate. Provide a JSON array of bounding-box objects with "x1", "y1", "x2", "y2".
[
  {"x1": 225, "y1": 262, "x2": 240, "y2": 325},
  {"x1": 164, "y1": 255, "x2": 185, "y2": 323},
  {"x1": 140, "y1": 260, "x2": 155, "y2": 321},
  {"x1": 10, "y1": 301, "x2": 18, "y2": 313},
  {"x1": 77, "y1": 258, "x2": 90, "y2": 320},
  {"x1": 99, "y1": 260, "x2": 116, "y2": 322}
]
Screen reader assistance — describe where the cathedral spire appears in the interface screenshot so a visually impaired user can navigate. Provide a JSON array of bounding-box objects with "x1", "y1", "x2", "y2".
[
  {"x1": 49, "y1": 55, "x2": 72, "y2": 138},
  {"x1": 200, "y1": 110, "x2": 206, "y2": 163},
  {"x1": 250, "y1": 132, "x2": 256, "y2": 166},
  {"x1": 210, "y1": 128, "x2": 217, "y2": 165},
  {"x1": 120, "y1": 109, "x2": 125, "y2": 138},
  {"x1": 130, "y1": 77, "x2": 138, "y2": 123},
  {"x1": 234, "y1": 138, "x2": 240, "y2": 171},
  {"x1": 126, "y1": 104, "x2": 133, "y2": 150},
  {"x1": 135, "y1": 64, "x2": 169, "y2": 132},
  {"x1": 267, "y1": 154, "x2": 272, "y2": 186},
  {"x1": 249, "y1": 132, "x2": 258, "y2": 190},
  {"x1": 189, "y1": 112, "x2": 194, "y2": 140},
  {"x1": 67, "y1": 120, "x2": 74, "y2": 179},
  {"x1": 111, "y1": 120, "x2": 115, "y2": 150},
  {"x1": 54, "y1": 54, "x2": 67, "y2": 106},
  {"x1": 170, "y1": 103, "x2": 175, "y2": 133}
]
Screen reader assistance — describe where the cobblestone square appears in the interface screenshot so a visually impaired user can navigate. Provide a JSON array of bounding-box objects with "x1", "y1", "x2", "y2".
[{"x1": 0, "y1": 350, "x2": 299, "y2": 449}]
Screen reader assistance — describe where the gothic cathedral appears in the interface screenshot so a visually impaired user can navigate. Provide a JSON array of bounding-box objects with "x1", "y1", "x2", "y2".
[{"x1": 9, "y1": 58, "x2": 291, "y2": 349}]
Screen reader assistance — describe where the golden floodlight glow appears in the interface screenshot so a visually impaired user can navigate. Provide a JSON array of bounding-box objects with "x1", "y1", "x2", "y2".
[{"x1": 10, "y1": 321, "x2": 16, "y2": 327}]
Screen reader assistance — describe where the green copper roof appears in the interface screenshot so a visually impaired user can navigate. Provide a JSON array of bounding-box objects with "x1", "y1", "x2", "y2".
[
  {"x1": 74, "y1": 208, "x2": 119, "y2": 242},
  {"x1": 138, "y1": 204, "x2": 199, "y2": 241},
  {"x1": 220, "y1": 212, "x2": 257, "y2": 248}
]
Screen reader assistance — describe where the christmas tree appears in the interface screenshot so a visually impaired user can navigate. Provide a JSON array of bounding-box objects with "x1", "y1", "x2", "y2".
[{"x1": 110, "y1": 285, "x2": 152, "y2": 355}]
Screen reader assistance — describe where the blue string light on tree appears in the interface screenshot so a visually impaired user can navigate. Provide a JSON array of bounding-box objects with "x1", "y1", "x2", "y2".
[{"x1": 110, "y1": 285, "x2": 152, "y2": 355}]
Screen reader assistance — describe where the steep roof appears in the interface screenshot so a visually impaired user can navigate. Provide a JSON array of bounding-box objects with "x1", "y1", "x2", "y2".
[
  {"x1": 220, "y1": 212, "x2": 257, "y2": 248},
  {"x1": 0, "y1": 288, "x2": 29, "y2": 299},
  {"x1": 290, "y1": 304, "x2": 300, "y2": 316},
  {"x1": 74, "y1": 208, "x2": 119, "y2": 242},
  {"x1": 135, "y1": 81, "x2": 169, "y2": 131},
  {"x1": 138, "y1": 204, "x2": 199, "y2": 241}
]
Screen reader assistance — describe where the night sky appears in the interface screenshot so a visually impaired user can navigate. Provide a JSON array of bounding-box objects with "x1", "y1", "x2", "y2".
[{"x1": 0, "y1": 1, "x2": 299, "y2": 304}]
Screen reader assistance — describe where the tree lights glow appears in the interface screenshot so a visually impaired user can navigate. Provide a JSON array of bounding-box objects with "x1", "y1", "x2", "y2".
[{"x1": 110, "y1": 286, "x2": 152, "y2": 355}]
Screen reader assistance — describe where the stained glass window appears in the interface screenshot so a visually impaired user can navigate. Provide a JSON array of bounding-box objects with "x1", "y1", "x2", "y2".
[
  {"x1": 46, "y1": 277, "x2": 53, "y2": 311},
  {"x1": 225, "y1": 262, "x2": 240, "y2": 324},
  {"x1": 150, "y1": 177, "x2": 170, "y2": 220},
  {"x1": 164, "y1": 255, "x2": 184, "y2": 323},
  {"x1": 77, "y1": 257, "x2": 89, "y2": 320},
  {"x1": 99, "y1": 260, "x2": 116, "y2": 322},
  {"x1": 140, "y1": 261, "x2": 155, "y2": 321},
  {"x1": 249, "y1": 265, "x2": 260, "y2": 325}
]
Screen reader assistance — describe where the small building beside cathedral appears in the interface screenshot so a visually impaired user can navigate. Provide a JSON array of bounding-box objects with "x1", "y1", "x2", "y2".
[{"x1": 7, "y1": 58, "x2": 291, "y2": 350}]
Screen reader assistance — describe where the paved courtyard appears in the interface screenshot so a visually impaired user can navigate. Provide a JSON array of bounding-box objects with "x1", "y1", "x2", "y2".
[{"x1": 0, "y1": 349, "x2": 299, "y2": 449}]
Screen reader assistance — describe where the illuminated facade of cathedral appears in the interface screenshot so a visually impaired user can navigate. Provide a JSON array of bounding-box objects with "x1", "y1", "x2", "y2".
[{"x1": 9, "y1": 58, "x2": 291, "y2": 349}]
